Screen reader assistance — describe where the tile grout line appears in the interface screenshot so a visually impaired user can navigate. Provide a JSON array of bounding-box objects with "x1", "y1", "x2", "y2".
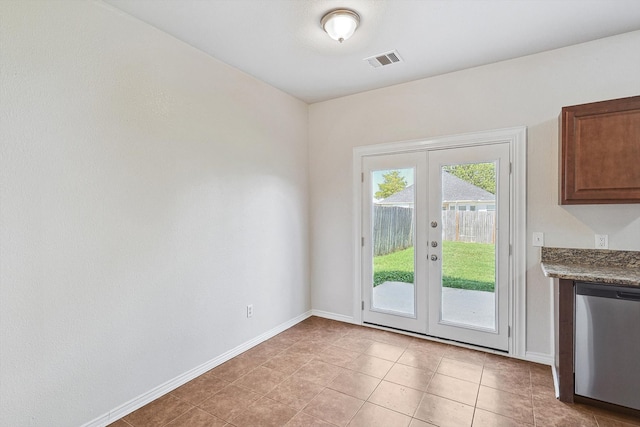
[
  {"x1": 469, "y1": 365, "x2": 485, "y2": 427},
  {"x1": 529, "y1": 367, "x2": 538, "y2": 427}
]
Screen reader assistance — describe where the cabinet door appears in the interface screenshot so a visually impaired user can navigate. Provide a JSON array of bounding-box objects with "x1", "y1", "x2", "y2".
[{"x1": 560, "y1": 95, "x2": 640, "y2": 204}]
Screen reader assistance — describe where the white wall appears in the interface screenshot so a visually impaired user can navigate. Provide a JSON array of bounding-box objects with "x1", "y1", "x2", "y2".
[
  {"x1": 309, "y1": 31, "x2": 640, "y2": 358},
  {"x1": 0, "y1": 2, "x2": 309, "y2": 426}
]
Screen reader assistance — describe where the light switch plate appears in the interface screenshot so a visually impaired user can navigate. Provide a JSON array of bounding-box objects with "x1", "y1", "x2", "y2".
[{"x1": 532, "y1": 232, "x2": 544, "y2": 247}]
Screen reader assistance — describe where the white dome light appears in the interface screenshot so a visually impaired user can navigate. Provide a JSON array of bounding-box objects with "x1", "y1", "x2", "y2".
[{"x1": 321, "y1": 9, "x2": 360, "y2": 43}]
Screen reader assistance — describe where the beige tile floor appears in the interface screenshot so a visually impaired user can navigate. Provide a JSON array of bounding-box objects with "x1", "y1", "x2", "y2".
[{"x1": 109, "y1": 317, "x2": 640, "y2": 427}]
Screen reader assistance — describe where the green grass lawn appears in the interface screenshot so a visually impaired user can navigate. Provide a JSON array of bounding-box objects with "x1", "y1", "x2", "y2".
[{"x1": 373, "y1": 241, "x2": 495, "y2": 292}]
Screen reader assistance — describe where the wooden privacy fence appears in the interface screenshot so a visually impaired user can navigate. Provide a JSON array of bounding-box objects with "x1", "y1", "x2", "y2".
[
  {"x1": 373, "y1": 206, "x2": 496, "y2": 256},
  {"x1": 373, "y1": 205, "x2": 414, "y2": 256},
  {"x1": 442, "y1": 210, "x2": 496, "y2": 244}
]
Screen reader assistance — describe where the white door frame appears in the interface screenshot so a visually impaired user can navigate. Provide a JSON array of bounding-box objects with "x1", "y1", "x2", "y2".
[{"x1": 352, "y1": 127, "x2": 527, "y2": 358}]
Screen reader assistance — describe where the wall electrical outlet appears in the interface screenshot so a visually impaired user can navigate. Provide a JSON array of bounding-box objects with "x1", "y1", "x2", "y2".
[
  {"x1": 532, "y1": 232, "x2": 544, "y2": 247},
  {"x1": 595, "y1": 234, "x2": 609, "y2": 249},
  {"x1": 246, "y1": 304, "x2": 253, "y2": 318}
]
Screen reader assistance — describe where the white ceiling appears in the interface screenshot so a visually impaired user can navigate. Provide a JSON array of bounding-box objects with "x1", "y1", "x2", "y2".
[{"x1": 103, "y1": 0, "x2": 640, "y2": 104}]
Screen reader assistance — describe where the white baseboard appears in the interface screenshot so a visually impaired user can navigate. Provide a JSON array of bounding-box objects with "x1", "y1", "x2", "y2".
[
  {"x1": 82, "y1": 310, "x2": 312, "y2": 427},
  {"x1": 524, "y1": 351, "x2": 554, "y2": 366},
  {"x1": 311, "y1": 309, "x2": 358, "y2": 325}
]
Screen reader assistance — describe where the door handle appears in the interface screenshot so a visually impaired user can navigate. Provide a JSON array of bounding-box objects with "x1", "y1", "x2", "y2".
[
  {"x1": 616, "y1": 291, "x2": 640, "y2": 301},
  {"x1": 431, "y1": 255, "x2": 438, "y2": 261}
]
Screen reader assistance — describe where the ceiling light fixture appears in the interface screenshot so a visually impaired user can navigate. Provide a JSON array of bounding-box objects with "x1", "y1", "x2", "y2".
[{"x1": 321, "y1": 9, "x2": 360, "y2": 43}]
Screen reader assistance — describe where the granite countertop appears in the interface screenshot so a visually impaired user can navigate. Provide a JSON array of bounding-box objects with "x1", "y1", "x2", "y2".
[{"x1": 540, "y1": 247, "x2": 640, "y2": 287}]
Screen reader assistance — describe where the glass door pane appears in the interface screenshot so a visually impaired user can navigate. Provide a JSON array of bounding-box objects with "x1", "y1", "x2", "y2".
[
  {"x1": 427, "y1": 142, "x2": 509, "y2": 351},
  {"x1": 362, "y1": 151, "x2": 427, "y2": 334},
  {"x1": 371, "y1": 168, "x2": 415, "y2": 317},
  {"x1": 439, "y1": 162, "x2": 496, "y2": 330}
]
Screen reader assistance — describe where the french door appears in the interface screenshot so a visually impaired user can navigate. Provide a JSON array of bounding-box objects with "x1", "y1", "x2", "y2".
[
  {"x1": 362, "y1": 152, "x2": 428, "y2": 334},
  {"x1": 361, "y1": 142, "x2": 511, "y2": 351}
]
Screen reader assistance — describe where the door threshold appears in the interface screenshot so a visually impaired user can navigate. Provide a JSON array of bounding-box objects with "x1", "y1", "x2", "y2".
[{"x1": 363, "y1": 321, "x2": 508, "y2": 355}]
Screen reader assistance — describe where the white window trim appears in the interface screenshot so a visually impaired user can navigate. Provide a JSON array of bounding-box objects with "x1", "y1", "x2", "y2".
[{"x1": 352, "y1": 126, "x2": 527, "y2": 358}]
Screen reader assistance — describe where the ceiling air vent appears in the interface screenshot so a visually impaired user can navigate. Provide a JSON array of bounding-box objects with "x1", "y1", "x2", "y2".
[{"x1": 364, "y1": 50, "x2": 402, "y2": 68}]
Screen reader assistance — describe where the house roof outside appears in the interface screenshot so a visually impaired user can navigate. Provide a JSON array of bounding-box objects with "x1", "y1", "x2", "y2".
[
  {"x1": 376, "y1": 184, "x2": 415, "y2": 205},
  {"x1": 442, "y1": 171, "x2": 495, "y2": 203},
  {"x1": 376, "y1": 171, "x2": 495, "y2": 205}
]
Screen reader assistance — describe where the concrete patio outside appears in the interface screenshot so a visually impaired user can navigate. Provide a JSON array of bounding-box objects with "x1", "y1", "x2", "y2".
[{"x1": 372, "y1": 281, "x2": 495, "y2": 329}]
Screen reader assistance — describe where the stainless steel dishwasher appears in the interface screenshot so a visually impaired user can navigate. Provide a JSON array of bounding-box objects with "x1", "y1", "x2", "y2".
[{"x1": 575, "y1": 282, "x2": 640, "y2": 411}]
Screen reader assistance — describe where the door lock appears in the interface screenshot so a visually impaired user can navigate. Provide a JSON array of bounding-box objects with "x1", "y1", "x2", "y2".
[
  {"x1": 430, "y1": 221, "x2": 438, "y2": 228},
  {"x1": 431, "y1": 255, "x2": 438, "y2": 261},
  {"x1": 431, "y1": 241, "x2": 438, "y2": 247}
]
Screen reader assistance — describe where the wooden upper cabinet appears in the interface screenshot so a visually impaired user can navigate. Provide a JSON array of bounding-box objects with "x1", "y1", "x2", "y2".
[{"x1": 560, "y1": 95, "x2": 640, "y2": 204}]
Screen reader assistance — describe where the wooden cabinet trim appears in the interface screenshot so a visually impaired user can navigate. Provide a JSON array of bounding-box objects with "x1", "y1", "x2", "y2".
[{"x1": 557, "y1": 278, "x2": 575, "y2": 403}]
